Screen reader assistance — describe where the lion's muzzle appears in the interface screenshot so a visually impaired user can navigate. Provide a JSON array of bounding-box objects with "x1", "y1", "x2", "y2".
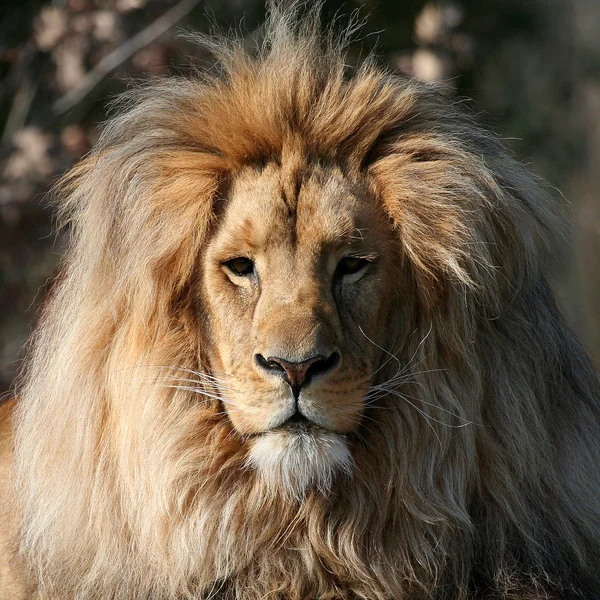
[{"x1": 253, "y1": 350, "x2": 340, "y2": 399}]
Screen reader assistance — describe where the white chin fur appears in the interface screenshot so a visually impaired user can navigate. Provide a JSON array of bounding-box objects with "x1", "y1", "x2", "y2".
[{"x1": 246, "y1": 428, "x2": 353, "y2": 499}]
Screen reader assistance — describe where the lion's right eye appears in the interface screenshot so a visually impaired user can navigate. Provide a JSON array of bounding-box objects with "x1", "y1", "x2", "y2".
[
  {"x1": 336, "y1": 256, "x2": 370, "y2": 277},
  {"x1": 223, "y1": 257, "x2": 255, "y2": 277}
]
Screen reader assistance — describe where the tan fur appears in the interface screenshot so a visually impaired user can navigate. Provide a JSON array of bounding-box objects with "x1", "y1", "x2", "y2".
[
  {"x1": 4, "y1": 4, "x2": 600, "y2": 599},
  {"x1": 0, "y1": 400, "x2": 36, "y2": 599}
]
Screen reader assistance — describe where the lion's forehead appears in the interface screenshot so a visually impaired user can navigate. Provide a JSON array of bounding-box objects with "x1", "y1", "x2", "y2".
[{"x1": 217, "y1": 164, "x2": 380, "y2": 261}]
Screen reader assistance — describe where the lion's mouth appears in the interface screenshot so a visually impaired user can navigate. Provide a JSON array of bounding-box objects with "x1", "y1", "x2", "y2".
[
  {"x1": 284, "y1": 411, "x2": 311, "y2": 425},
  {"x1": 277, "y1": 411, "x2": 324, "y2": 432},
  {"x1": 272, "y1": 411, "x2": 346, "y2": 438}
]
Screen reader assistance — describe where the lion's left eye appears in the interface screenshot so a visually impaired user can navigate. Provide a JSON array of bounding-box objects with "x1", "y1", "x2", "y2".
[
  {"x1": 336, "y1": 256, "x2": 370, "y2": 277},
  {"x1": 224, "y1": 257, "x2": 255, "y2": 277}
]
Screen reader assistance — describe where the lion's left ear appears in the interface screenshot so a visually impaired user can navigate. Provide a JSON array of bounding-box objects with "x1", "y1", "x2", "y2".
[{"x1": 369, "y1": 130, "x2": 554, "y2": 308}]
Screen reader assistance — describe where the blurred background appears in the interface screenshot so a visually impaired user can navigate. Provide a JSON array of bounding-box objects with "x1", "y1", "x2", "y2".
[{"x1": 1, "y1": 0, "x2": 599, "y2": 393}]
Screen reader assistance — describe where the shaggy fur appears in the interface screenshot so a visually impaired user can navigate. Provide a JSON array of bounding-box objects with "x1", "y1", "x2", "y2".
[{"x1": 7, "y1": 3, "x2": 600, "y2": 599}]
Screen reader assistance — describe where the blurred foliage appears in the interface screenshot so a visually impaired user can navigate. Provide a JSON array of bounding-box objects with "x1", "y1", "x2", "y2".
[{"x1": 1, "y1": 0, "x2": 599, "y2": 392}]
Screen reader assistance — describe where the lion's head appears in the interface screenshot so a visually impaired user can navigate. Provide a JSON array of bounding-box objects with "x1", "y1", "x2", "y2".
[
  {"x1": 11, "y1": 4, "x2": 600, "y2": 600},
  {"x1": 202, "y1": 161, "x2": 403, "y2": 496}
]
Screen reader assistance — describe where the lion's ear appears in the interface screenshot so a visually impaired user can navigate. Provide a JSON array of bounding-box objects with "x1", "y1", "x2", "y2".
[
  {"x1": 61, "y1": 149, "x2": 224, "y2": 296},
  {"x1": 370, "y1": 128, "x2": 554, "y2": 308},
  {"x1": 143, "y1": 151, "x2": 225, "y2": 290}
]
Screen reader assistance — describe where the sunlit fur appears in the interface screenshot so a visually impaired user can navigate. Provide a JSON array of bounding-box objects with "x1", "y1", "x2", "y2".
[
  {"x1": 10, "y1": 3, "x2": 600, "y2": 599},
  {"x1": 246, "y1": 428, "x2": 354, "y2": 500}
]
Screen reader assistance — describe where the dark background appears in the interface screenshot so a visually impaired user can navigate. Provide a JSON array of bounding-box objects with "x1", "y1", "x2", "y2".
[{"x1": 1, "y1": 0, "x2": 599, "y2": 393}]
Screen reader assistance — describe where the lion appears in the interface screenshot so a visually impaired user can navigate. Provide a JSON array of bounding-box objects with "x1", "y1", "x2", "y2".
[{"x1": 1, "y1": 4, "x2": 599, "y2": 599}]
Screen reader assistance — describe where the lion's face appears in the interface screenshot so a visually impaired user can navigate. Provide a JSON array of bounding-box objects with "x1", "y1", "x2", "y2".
[{"x1": 201, "y1": 163, "x2": 401, "y2": 494}]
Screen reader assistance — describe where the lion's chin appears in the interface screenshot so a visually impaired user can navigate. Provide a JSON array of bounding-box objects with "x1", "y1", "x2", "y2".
[{"x1": 245, "y1": 426, "x2": 353, "y2": 500}]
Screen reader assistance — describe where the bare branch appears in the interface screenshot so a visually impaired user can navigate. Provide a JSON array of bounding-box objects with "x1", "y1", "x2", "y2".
[{"x1": 53, "y1": 0, "x2": 203, "y2": 115}]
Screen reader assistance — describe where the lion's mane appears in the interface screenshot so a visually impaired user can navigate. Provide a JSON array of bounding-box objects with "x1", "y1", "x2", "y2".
[{"x1": 12, "y1": 4, "x2": 600, "y2": 600}]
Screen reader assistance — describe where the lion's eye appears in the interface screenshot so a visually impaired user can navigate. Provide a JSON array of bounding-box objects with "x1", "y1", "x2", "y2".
[
  {"x1": 336, "y1": 256, "x2": 370, "y2": 277},
  {"x1": 224, "y1": 257, "x2": 254, "y2": 277}
]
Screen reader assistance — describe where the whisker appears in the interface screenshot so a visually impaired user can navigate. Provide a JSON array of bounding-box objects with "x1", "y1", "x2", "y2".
[
  {"x1": 160, "y1": 376, "x2": 236, "y2": 393},
  {"x1": 362, "y1": 400, "x2": 393, "y2": 410},
  {"x1": 159, "y1": 385, "x2": 236, "y2": 407},
  {"x1": 391, "y1": 391, "x2": 472, "y2": 429},
  {"x1": 116, "y1": 363, "x2": 233, "y2": 384},
  {"x1": 360, "y1": 324, "x2": 434, "y2": 389},
  {"x1": 352, "y1": 428, "x2": 377, "y2": 453},
  {"x1": 366, "y1": 357, "x2": 448, "y2": 399},
  {"x1": 405, "y1": 403, "x2": 443, "y2": 449},
  {"x1": 364, "y1": 327, "x2": 419, "y2": 379},
  {"x1": 359, "y1": 326, "x2": 403, "y2": 377},
  {"x1": 372, "y1": 388, "x2": 473, "y2": 425}
]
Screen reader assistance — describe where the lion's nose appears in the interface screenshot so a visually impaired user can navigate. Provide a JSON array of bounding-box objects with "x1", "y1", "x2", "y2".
[{"x1": 254, "y1": 352, "x2": 340, "y2": 398}]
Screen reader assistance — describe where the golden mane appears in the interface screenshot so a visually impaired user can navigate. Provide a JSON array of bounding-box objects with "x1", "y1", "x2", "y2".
[{"x1": 10, "y1": 3, "x2": 600, "y2": 599}]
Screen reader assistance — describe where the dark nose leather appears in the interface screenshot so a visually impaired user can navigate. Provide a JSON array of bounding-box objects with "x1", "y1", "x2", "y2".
[{"x1": 255, "y1": 352, "x2": 340, "y2": 398}]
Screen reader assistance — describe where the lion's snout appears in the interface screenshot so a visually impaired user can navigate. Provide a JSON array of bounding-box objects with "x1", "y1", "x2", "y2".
[
  {"x1": 251, "y1": 349, "x2": 343, "y2": 431},
  {"x1": 253, "y1": 350, "x2": 340, "y2": 399}
]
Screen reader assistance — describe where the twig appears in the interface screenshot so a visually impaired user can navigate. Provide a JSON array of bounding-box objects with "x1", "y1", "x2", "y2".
[
  {"x1": 53, "y1": 0, "x2": 203, "y2": 115},
  {"x1": 2, "y1": 74, "x2": 39, "y2": 142},
  {"x1": 0, "y1": 45, "x2": 36, "y2": 105}
]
